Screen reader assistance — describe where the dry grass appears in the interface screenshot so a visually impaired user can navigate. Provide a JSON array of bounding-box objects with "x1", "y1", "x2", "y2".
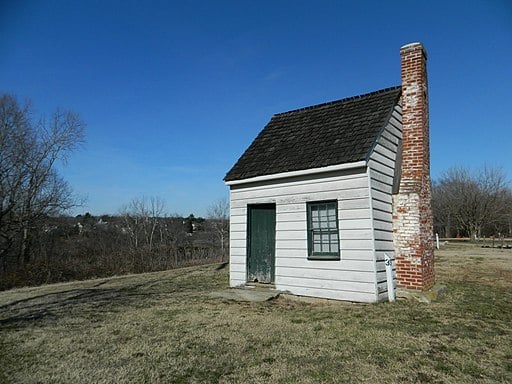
[{"x1": 1, "y1": 244, "x2": 511, "y2": 383}]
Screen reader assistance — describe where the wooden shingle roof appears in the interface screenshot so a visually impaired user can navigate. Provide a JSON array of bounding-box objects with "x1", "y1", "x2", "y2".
[{"x1": 224, "y1": 86, "x2": 401, "y2": 182}]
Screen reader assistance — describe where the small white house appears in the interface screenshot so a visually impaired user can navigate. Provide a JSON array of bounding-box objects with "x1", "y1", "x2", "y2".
[{"x1": 224, "y1": 43, "x2": 434, "y2": 303}]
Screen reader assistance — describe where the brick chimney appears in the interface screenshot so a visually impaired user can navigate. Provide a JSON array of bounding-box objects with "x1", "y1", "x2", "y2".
[{"x1": 393, "y1": 42, "x2": 435, "y2": 290}]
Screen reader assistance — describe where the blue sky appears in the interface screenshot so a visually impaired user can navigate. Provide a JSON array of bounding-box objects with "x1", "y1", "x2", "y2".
[{"x1": 1, "y1": 1, "x2": 511, "y2": 216}]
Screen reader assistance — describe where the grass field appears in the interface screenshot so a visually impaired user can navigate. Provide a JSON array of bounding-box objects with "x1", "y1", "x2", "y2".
[{"x1": 1, "y1": 243, "x2": 511, "y2": 383}]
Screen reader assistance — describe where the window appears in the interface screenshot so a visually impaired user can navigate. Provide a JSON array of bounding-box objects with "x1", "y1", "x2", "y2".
[{"x1": 307, "y1": 201, "x2": 340, "y2": 260}]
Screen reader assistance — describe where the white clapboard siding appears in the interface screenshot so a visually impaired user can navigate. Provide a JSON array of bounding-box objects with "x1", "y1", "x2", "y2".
[
  {"x1": 374, "y1": 229, "x2": 394, "y2": 241},
  {"x1": 230, "y1": 263, "x2": 246, "y2": 273},
  {"x1": 276, "y1": 221, "x2": 305, "y2": 232},
  {"x1": 276, "y1": 276, "x2": 375, "y2": 294},
  {"x1": 277, "y1": 285, "x2": 378, "y2": 303},
  {"x1": 375, "y1": 259, "x2": 390, "y2": 273},
  {"x1": 276, "y1": 267, "x2": 382, "y2": 282},
  {"x1": 339, "y1": 239, "x2": 375, "y2": 250},
  {"x1": 229, "y1": 202, "x2": 247, "y2": 287},
  {"x1": 276, "y1": 258, "x2": 375, "y2": 271},
  {"x1": 371, "y1": 200, "x2": 392, "y2": 213},
  {"x1": 373, "y1": 218, "x2": 393, "y2": 230},
  {"x1": 230, "y1": 255, "x2": 245, "y2": 264},
  {"x1": 230, "y1": 222, "x2": 247, "y2": 233},
  {"x1": 228, "y1": 168, "x2": 379, "y2": 301},
  {"x1": 229, "y1": 266, "x2": 246, "y2": 289},
  {"x1": 230, "y1": 238, "x2": 249, "y2": 249},
  {"x1": 367, "y1": 104, "x2": 402, "y2": 300},
  {"x1": 374, "y1": 240, "x2": 395, "y2": 252},
  {"x1": 275, "y1": 248, "x2": 375, "y2": 261},
  {"x1": 339, "y1": 218, "x2": 373, "y2": 230},
  {"x1": 340, "y1": 197, "x2": 371, "y2": 210},
  {"x1": 231, "y1": 176, "x2": 367, "y2": 202},
  {"x1": 277, "y1": 211, "x2": 306, "y2": 223}
]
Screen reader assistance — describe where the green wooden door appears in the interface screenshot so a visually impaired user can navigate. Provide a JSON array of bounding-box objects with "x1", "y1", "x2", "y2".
[{"x1": 247, "y1": 204, "x2": 276, "y2": 283}]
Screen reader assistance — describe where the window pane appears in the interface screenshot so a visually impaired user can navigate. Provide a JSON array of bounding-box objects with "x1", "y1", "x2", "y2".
[{"x1": 330, "y1": 233, "x2": 339, "y2": 253}]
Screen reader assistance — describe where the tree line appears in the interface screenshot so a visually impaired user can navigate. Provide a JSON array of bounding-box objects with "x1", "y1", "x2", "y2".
[
  {"x1": 0, "y1": 197, "x2": 229, "y2": 291},
  {"x1": 433, "y1": 166, "x2": 512, "y2": 240},
  {"x1": 0, "y1": 93, "x2": 228, "y2": 290}
]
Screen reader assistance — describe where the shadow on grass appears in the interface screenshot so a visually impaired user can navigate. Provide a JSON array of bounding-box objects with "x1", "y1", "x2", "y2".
[
  {"x1": 0, "y1": 265, "x2": 226, "y2": 328},
  {"x1": 0, "y1": 280, "x2": 161, "y2": 327}
]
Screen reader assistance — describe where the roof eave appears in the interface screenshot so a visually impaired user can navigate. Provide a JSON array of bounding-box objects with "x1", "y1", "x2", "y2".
[{"x1": 224, "y1": 160, "x2": 368, "y2": 186}]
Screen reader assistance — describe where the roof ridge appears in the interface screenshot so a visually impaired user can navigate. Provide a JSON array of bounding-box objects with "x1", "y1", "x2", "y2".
[{"x1": 274, "y1": 85, "x2": 401, "y2": 117}]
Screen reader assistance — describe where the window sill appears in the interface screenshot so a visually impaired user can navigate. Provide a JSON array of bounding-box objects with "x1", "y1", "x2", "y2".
[{"x1": 307, "y1": 255, "x2": 340, "y2": 261}]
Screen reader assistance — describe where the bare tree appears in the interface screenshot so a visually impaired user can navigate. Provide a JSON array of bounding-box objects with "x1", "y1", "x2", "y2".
[
  {"x1": 433, "y1": 166, "x2": 511, "y2": 239},
  {"x1": 120, "y1": 196, "x2": 166, "y2": 251},
  {"x1": 0, "y1": 94, "x2": 85, "y2": 270},
  {"x1": 206, "y1": 197, "x2": 229, "y2": 261}
]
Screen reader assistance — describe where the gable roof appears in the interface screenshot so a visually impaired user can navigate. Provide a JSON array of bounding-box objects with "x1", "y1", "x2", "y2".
[{"x1": 224, "y1": 86, "x2": 402, "y2": 182}]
